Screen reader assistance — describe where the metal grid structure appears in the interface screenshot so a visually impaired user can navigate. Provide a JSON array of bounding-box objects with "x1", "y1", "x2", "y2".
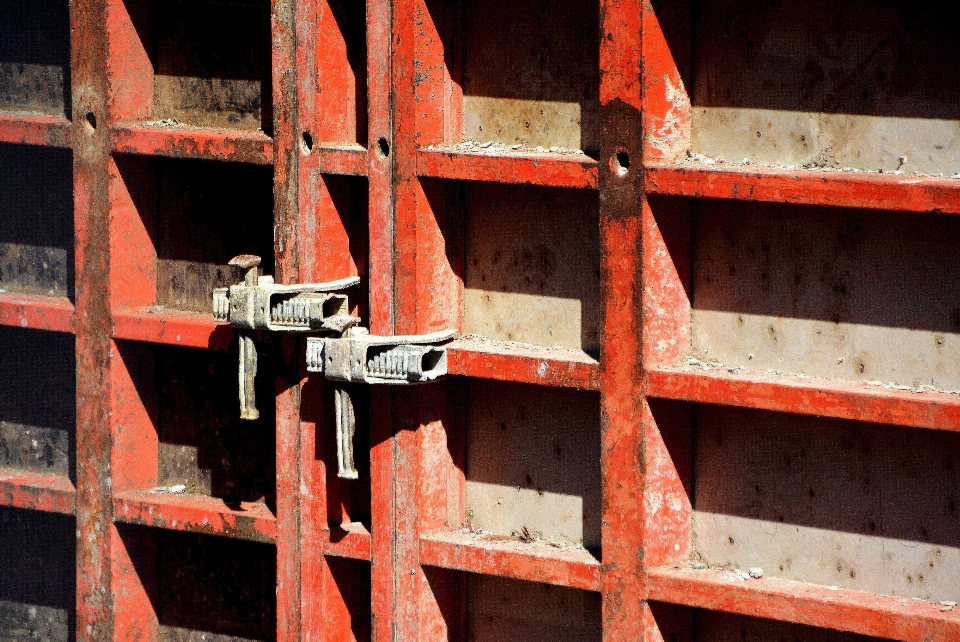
[{"x1": 1, "y1": 0, "x2": 959, "y2": 640}]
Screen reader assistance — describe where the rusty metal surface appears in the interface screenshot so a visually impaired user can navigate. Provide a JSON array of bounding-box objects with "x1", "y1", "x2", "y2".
[
  {"x1": 0, "y1": 327, "x2": 74, "y2": 479},
  {"x1": 0, "y1": 507, "x2": 75, "y2": 642},
  {"x1": 0, "y1": 144, "x2": 74, "y2": 299},
  {"x1": 597, "y1": 0, "x2": 647, "y2": 637},
  {"x1": 67, "y1": 0, "x2": 113, "y2": 637},
  {"x1": 0, "y1": 0, "x2": 72, "y2": 117},
  {"x1": 2, "y1": 0, "x2": 958, "y2": 637}
]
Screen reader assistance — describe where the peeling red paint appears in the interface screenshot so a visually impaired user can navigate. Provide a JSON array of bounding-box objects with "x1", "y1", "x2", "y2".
[
  {"x1": 416, "y1": 148, "x2": 599, "y2": 189},
  {"x1": 420, "y1": 530, "x2": 602, "y2": 592},
  {"x1": 0, "y1": 471, "x2": 76, "y2": 515},
  {"x1": 1, "y1": 0, "x2": 953, "y2": 638},
  {"x1": 647, "y1": 163, "x2": 960, "y2": 214},
  {"x1": 0, "y1": 294, "x2": 74, "y2": 334},
  {"x1": 0, "y1": 114, "x2": 71, "y2": 148},
  {"x1": 113, "y1": 491, "x2": 277, "y2": 543},
  {"x1": 112, "y1": 125, "x2": 274, "y2": 165},
  {"x1": 648, "y1": 566, "x2": 960, "y2": 642},
  {"x1": 446, "y1": 339, "x2": 600, "y2": 390},
  {"x1": 113, "y1": 307, "x2": 232, "y2": 350},
  {"x1": 648, "y1": 366, "x2": 960, "y2": 432}
]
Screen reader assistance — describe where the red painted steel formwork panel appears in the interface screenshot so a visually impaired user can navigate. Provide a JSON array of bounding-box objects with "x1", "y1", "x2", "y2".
[{"x1": 0, "y1": 0, "x2": 957, "y2": 640}]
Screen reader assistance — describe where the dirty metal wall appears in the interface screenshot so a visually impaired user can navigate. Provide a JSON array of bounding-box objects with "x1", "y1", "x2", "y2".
[
  {"x1": 690, "y1": 0, "x2": 960, "y2": 174},
  {"x1": 0, "y1": 0, "x2": 958, "y2": 640},
  {"x1": 0, "y1": 507, "x2": 76, "y2": 642},
  {"x1": 692, "y1": 408, "x2": 960, "y2": 601}
]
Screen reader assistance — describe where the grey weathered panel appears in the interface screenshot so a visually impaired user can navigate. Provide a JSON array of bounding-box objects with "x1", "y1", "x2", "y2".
[
  {"x1": 149, "y1": 158, "x2": 273, "y2": 313},
  {"x1": 692, "y1": 406, "x2": 960, "y2": 603},
  {"x1": 0, "y1": 507, "x2": 75, "y2": 642},
  {"x1": 467, "y1": 575, "x2": 601, "y2": 642},
  {"x1": 156, "y1": 531, "x2": 276, "y2": 642},
  {"x1": 0, "y1": 0, "x2": 71, "y2": 116},
  {"x1": 691, "y1": 0, "x2": 960, "y2": 175},
  {"x1": 0, "y1": 327, "x2": 75, "y2": 478},
  {"x1": 0, "y1": 145, "x2": 74, "y2": 299},
  {"x1": 465, "y1": 381, "x2": 601, "y2": 549},
  {"x1": 464, "y1": 184, "x2": 600, "y2": 355},
  {"x1": 148, "y1": 0, "x2": 272, "y2": 131},
  {"x1": 691, "y1": 609, "x2": 887, "y2": 642},
  {"x1": 461, "y1": 0, "x2": 599, "y2": 152},
  {"x1": 157, "y1": 345, "x2": 276, "y2": 505},
  {"x1": 691, "y1": 201, "x2": 960, "y2": 390}
]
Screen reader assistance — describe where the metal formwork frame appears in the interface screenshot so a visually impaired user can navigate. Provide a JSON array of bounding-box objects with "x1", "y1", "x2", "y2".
[{"x1": 0, "y1": 0, "x2": 959, "y2": 640}]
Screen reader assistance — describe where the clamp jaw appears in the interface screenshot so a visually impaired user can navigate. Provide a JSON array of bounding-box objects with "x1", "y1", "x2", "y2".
[
  {"x1": 210, "y1": 255, "x2": 455, "y2": 480},
  {"x1": 306, "y1": 328, "x2": 455, "y2": 384},
  {"x1": 307, "y1": 328, "x2": 456, "y2": 479},
  {"x1": 212, "y1": 254, "x2": 359, "y2": 333},
  {"x1": 212, "y1": 255, "x2": 359, "y2": 420}
]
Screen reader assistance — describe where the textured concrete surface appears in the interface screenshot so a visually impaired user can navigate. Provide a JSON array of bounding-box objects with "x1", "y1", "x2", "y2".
[
  {"x1": 464, "y1": 183, "x2": 600, "y2": 355},
  {"x1": 0, "y1": 0, "x2": 71, "y2": 117},
  {"x1": 467, "y1": 574, "x2": 601, "y2": 642},
  {"x1": 692, "y1": 201, "x2": 960, "y2": 390},
  {"x1": 691, "y1": 0, "x2": 960, "y2": 175},
  {"x1": 0, "y1": 508, "x2": 75, "y2": 642},
  {"x1": 0, "y1": 327, "x2": 74, "y2": 479},
  {"x1": 465, "y1": 380, "x2": 600, "y2": 550},
  {"x1": 692, "y1": 406, "x2": 960, "y2": 603},
  {"x1": 0, "y1": 145, "x2": 74, "y2": 299},
  {"x1": 461, "y1": 0, "x2": 599, "y2": 152}
]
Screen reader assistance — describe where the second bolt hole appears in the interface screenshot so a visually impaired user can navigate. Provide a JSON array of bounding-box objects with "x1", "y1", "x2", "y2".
[
  {"x1": 376, "y1": 137, "x2": 390, "y2": 159},
  {"x1": 301, "y1": 131, "x2": 314, "y2": 154},
  {"x1": 613, "y1": 151, "x2": 630, "y2": 177},
  {"x1": 84, "y1": 112, "x2": 97, "y2": 133}
]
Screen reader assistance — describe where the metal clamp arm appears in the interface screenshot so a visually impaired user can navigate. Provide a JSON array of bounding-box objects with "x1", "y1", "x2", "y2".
[
  {"x1": 211, "y1": 255, "x2": 360, "y2": 420},
  {"x1": 306, "y1": 328, "x2": 456, "y2": 384},
  {"x1": 306, "y1": 327, "x2": 456, "y2": 478}
]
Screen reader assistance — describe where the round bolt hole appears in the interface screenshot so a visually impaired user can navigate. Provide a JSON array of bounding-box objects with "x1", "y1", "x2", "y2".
[
  {"x1": 84, "y1": 112, "x2": 97, "y2": 133},
  {"x1": 376, "y1": 137, "x2": 390, "y2": 159},
  {"x1": 301, "y1": 131, "x2": 314, "y2": 154},
  {"x1": 612, "y1": 150, "x2": 630, "y2": 177}
]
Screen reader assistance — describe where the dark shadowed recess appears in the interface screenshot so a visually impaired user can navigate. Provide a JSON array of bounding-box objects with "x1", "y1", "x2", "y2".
[
  {"x1": 0, "y1": 326, "x2": 75, "y2": 480},
  {"x1": 0, "y1": 144, "x2": 74, "y2": 300},
  {"x1": 0, "y1": 507, "x2": 76, "y2": 642},
  {"x1": 0, "y1": 0, "x2": 71, "y2": 117}
]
